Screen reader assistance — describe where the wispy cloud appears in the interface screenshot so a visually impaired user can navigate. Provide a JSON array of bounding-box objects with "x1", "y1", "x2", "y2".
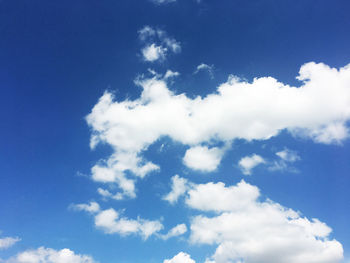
[
  {"x1": 238, "y1": 154, "x2": 265, "y2": 175},
  {"x1": 194, "y1": 63, "x2": 214, "y2": 79},
  {"x1": 138, "y1": 26, "x2": 181, "y2": 62},
  {"x1": 0, "y1": 237, "x2": 20, "y2": 250}
]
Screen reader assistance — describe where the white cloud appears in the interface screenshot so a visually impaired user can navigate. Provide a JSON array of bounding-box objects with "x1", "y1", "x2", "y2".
[
  {"x1": 138, "y1": 26, "x2": 156, "y2": 41},
  {"x1": 164, "y1": 70, "x2": 180, "y2": 79},
  {"x1": 238, "y1": 154, "x2": 265, "y2": 175},
  {"x1": 194, "y1": 63, "x2": 214, "y2": 79},
  {"x1": 87, "y1": 62, "x2": 350, "y2": 197},
  {"x1": 97, "y1": 188, "x2": 124, "y2": 200},
  {"x1": 151, "y1": 0, "x2": 176, "y2": 5},
  {"x1": 164, "y1": 252, "x2": 196, "y2": 263},
  {"x1": 186, "y1": 180, "x2": 343, "y2": 263},
  {"x1": 183, "y1": 146, "x2": 225, "y2": 172},
  {"x1": 161, "y1": 178, "x2": 343, "y2": 262},
  {"x1": 6, "y1": 247, "x2": 96, "y2": 263},
  {"x1": 276, "y1": 148, "x2": 300, "y2": 162},
  {"x1": 70, "y1": 202, "x2": 100, "y2": 214},
  {"x1": 159, "y1": 223, "x2": 187, "y2": 240},
  {"x1": 90, "y1": 152, "x2": 159, "y2": 200},
  {"x1": 185, "y1": 180, "x2": 260, "y2": 212},
  {"x1": 72, "y1": 202, "x2": 163, "y2": 240},
  {"x1": 142, "y1": 44, "x2": 167, "y2": 62},
  {"x1": 163, "y1": 175, "x2": 189, "y2": 204},
  {"x1": 269, "y1": 148, "x2": 301, "y2": 172},
  {"x1": 138, "y1": 26, "x2": 181, "y2": 62},
  {"x1": 0, "y1": 237, "x2": 20, "y2": 250},
  {"x1": 94, "y1": 208, "x2": 163, "y2": 240}
]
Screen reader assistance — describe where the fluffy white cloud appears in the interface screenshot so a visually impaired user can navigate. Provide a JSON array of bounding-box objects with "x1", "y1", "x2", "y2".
[
  {"x1": 6, "y1": 247, "x2": 95, "y2": 263},
  {"x1": 163, "y1": 175, "x2": 189, "y2": 204},
  {"x1": 0, "y1": 237, "x2": 20, "y2": 250},
  {"x1": 138, "y1": 26, "x2": 181, "y2": 62},
  {"x1": 90, "y1": 152, "x2": 159, "y2": 199},
  {"x1": 194, "y1": 63, "x2": 214, "y2": 79},
  {"x1": 163, "y1": 252, "x2": 196, "y2": 263},
  {"x1": 183, "y1": 146, "x2": 225, "y2": 172},
  {"x1": 142, "y1": 44, "x2": 167, "y2": 62},
  {"x1": 185, "y1": 180, "x2": 260, "y2": 212},
  {"x1": 186, "y1": 180, "x2": 343, "y2": 263},
  {"x1": 159, "y1": 223, "x2": 187, "y2": 240},
  {"x1": 72, "y1": 202, "x2": 163, "y2": 240},
  {"x1": 94, "y1": 208, "x2": 163, "y2": 240},
  {"x1": 238, "y1": 154, "x2": 265, "y2": 175},
  {"x1": 87, "y1": 62, "x2": 350, "y2": 197}
]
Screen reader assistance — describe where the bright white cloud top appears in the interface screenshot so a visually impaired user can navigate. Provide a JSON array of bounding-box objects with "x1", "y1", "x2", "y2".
[
  {"x1": 163, "y1": 177, "x2": 343, "y2": 263},
  {"x1": 183, "y1": 145, "x2": 225, "y2": 172},
  {"x1": 86, "y1": 62, "x2": 350, "y2": 198},
  {"x1": 164, "y1": 252, "x2": 196, "y2": 263}
]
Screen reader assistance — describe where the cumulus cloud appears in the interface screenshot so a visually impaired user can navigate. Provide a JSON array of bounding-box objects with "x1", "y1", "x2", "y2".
[
  {"x1": 183, "y1": 146, "x2": 225, "y2": 172},
  {"x1": 159, "y1": 223, "x2": 187, "y2": 240},
  {"x1": 87, "y1": 62, "x2": 350, "y2": 197},
  {"x1": 194, "y1": 63, "x2": 214, "y2": 79},
  {"x1": 138, "y1": 26, "x2": 181, "y2": 62},
  {"x1": 163, "y1": 175, "x2": 189, "y2": 204},
  {"x1": 238, "y1": 154, "x2": 265, "y2": 175},
  {"x1": 5, "y1": 247, "x2": 95, "y2": 263},
  {"x1": 186, "y1": 180, "x2": 343, "y2": 263},
  {"x1": 90, "y1": 152, "x2": 159, "y2": 200},
  {"x1": 73, "y1": 203, "x2": 163, "y2": 240},
  {"x1": 94, "y1": 208, "x2": 163, "y2": 239},
  {"x1": 185, "y1": 180, "x2": 260, "y2": 212},
  {"x1": 163, "y1": 252, "x2": 196, "y2": 263},
  {"x1": 162, "y1": 177, "x2": 343, "y2": 262},
  {"x1": 0, "y1": 237, "x2": 20, "y2": 250}
]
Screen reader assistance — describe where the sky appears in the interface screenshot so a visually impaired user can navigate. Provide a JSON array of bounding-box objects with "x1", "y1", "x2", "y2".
[{"x1": 1, "y1": 0, "x2": 350, "y2": 262}]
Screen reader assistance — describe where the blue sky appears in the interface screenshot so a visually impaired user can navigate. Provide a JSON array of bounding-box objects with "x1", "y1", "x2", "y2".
[{"x1": 1, "y1": 0, "x2": 350, "y2": 262}]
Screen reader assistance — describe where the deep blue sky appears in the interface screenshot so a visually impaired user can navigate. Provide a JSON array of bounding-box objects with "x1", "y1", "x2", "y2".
[{"x1": 1, "y1": 1, "x2": 350, "y2": 262}]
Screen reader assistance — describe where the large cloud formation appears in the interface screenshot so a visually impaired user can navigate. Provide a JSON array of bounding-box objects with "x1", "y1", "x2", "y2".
[
  {"x1": 86, "y1": 62, "x2": 350, "y2": 197},
  {"x1": 163, "y1": 176, "x2": 343, "y2": 263}
]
